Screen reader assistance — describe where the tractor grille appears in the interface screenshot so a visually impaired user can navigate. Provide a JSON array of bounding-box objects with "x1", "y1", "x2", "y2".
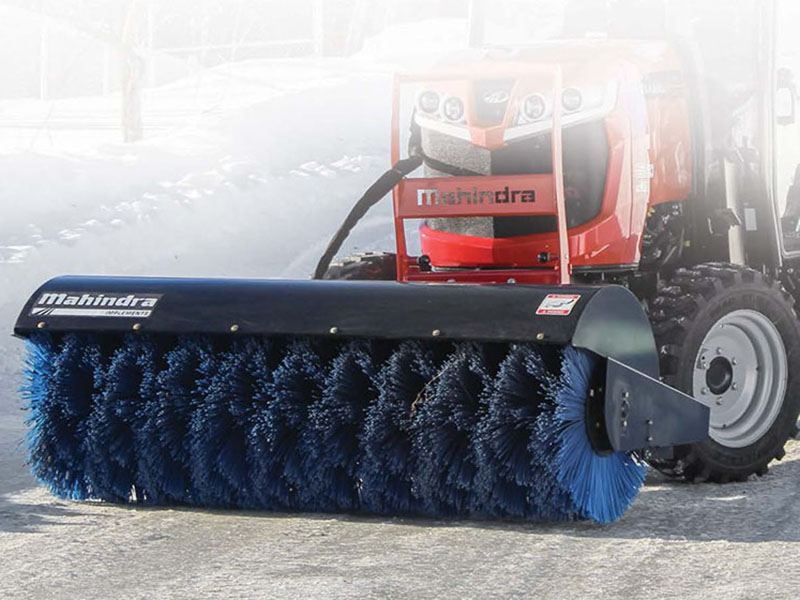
[{"x1": 421, "y1": 121, "x2": 609, "y2": 238}]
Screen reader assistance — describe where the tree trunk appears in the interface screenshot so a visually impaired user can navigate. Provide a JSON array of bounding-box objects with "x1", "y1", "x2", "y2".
[{"x1": 121, "y1": 0, "x2": 145, "y2": 143}]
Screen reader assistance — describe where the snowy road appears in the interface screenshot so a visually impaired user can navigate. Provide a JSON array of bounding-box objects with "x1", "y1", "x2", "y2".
[
  {"x1": 2, "y1": 59, "x2": 800, "y2": 600},
  {"x1": 2, "y1": 421, "x2": 799, "y2": 599}
]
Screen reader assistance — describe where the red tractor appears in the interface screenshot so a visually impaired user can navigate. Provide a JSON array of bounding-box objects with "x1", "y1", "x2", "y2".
[
  {"x1": 15, "y1": 0, "x2": 800, "y2": 522},
  {"x1": 317, "y1": 0, "x2": 800, "y2": 483}
]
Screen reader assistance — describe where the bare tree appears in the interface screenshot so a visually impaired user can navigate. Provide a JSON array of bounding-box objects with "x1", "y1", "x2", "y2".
[{"x1": 121, "y1": 0, "x2": 145, "y2": 143}]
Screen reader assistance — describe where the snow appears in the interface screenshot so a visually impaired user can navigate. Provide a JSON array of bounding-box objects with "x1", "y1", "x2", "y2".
[{"x1": 1, "y1": 32, "x2": 800, "y2": 600}]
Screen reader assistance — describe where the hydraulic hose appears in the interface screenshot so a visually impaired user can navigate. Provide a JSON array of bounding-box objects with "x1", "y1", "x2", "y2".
[{"x1": 313, "y1": 155, "x2": 423, "y2": 280}]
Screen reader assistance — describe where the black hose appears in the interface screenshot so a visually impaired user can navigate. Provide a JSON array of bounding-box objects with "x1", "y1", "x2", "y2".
[{"x1": 313, "y1": 155, "x2": 423, "y2": 280}]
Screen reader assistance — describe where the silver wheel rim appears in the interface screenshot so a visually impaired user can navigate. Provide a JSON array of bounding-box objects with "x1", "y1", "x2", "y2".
[{"x1": 692, "y1": 309, "x2": 788, "y2": 448}]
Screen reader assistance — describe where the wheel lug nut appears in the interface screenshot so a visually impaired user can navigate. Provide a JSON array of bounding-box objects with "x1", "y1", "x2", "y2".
[
  {"x1": 701, "y1": 388, "x2": 709, "y2": 395},
  {"x1": 732, "y1": 383, "x2": 738, "y2": 391},
  {"x1": 716, "y1": 347, "x2": 723, "y2": 355},
  {"x1": 732, "y1": 358, "x2": 738, "y2": 366}
]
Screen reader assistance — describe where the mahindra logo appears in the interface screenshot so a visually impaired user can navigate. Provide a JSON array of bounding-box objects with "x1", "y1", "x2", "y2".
[
  {"x1": 417, "y1": 186, "x2": 536, "y2": 207},
  {"x1": 36, "y1": 292, "x2": 159, "y2": 308},
  {"x1": 483, "y1": 91, "x2": 510, "y2": 104},
  {"x1": 30, "y1": 291, "x2": 163, "y2": 320}
]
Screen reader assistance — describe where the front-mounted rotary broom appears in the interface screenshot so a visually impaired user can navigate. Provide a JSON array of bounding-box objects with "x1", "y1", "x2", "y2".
[{"x1": 14, "y1": 67, "x2": 709, "y2": 524}]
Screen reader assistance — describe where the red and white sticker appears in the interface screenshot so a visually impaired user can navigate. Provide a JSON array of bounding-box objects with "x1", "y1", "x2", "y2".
[{"x1": 536, "y1": 294, "x2": 582, "y2": 317}]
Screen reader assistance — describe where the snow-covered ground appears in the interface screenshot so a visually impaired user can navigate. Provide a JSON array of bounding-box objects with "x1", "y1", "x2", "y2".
[{"x1": 2, "y1": 33, "x2": 800, "y2": 600}]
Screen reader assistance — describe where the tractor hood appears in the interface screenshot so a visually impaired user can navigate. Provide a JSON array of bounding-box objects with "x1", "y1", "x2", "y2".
[{"x1": 411, "y1": 39, "x2": 682, "y2": 150}]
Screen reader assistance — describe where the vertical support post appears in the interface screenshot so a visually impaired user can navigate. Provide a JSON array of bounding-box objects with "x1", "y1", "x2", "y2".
[
  {"x1": 551, "y1": 67, "x2": 571, "y2": 285},
  {"x1": 392, "y1": 74, "x2": 409, "y2": 282}
]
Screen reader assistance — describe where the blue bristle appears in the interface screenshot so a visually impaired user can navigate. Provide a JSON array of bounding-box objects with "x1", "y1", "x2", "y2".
[
  {"x1": 358, "y1": 342, "x2": 438, "y2": 516},
  {"x1": 21, "y1": 334, "x2": 58, "y2": 485},
  {"x1": 188, "y1": 338, "x2": 273, "y2": 509},
  {"x1": 411, "y1": 344, "x2": 491, "y2": 517},
  {"x1": 248, "y1": 339, "x2": 326, "y2": 510},
  {"x1": 84, "y1": 335, "x2": 158, "y2": 503},
  {"x1": 186, "y1": 345, "x2": 229, "y2": 507},
  {"x1": 544, "y1": 346, "x2": 647, "y2": 524},
  {"x1": 473, "y1": 344, "x2": 566, "y2": 520},
  {"x1": 23, "y1": 333, "x2": 104, "y2": 500},
  {"x1": 298, "y1": 341, "x2": 377, "y2": 512},
  {"x1": 136, "y1": 337, "x2": 214, "y2": 504},
  {"x1": 21, "y1": 330, "x2": 647, "y2": 524}
]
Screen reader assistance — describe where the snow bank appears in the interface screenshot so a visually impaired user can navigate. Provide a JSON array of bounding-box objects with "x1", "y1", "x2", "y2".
[
  {"x1": 0, "y1": 59, "x2": 404, "y2": 413},
  {"x1": 0, "y1": 15, "x2": 474, "y2": 412}
]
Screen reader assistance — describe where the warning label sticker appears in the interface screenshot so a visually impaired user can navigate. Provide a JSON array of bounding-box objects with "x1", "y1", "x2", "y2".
[{"x1": 536, "y1": 294, "x2": 582, "y2": 317}]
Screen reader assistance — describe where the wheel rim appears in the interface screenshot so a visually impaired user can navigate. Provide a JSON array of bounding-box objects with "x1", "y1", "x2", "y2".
[{"x1": 692, "y1": 309, "x2": 788, "y2": 448}]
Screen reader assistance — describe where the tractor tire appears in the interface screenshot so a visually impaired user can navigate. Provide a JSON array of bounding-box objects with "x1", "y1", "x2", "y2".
[
  {"x1": 650, "y1": 263, "x2": 800, "y2": 482},
  {"x1": 321, "y1": 252, "x2": 397, "y2": 281}
]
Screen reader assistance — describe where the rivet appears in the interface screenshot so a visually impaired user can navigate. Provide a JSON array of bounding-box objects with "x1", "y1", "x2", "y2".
[
  {"x1": 622, "y1": 420, "x2": 628, "y2": 428},
  {"x1": 230, "y1": 324, "x2": 240, "y2": 333},
  {"x1": 622, "y1": 392, "x2": 630, "y2": 399},
  {"x1": 647, "y1": 436, "x2": 654, "y2": 443},
  {"x1": 732, "y1": 358, "x2": 738, "y2": 366},
  {"x1": 329, "y1": 327, "x2": 339, "y2": 335},
  {"x1": 701, "y1": 388, "x2": 709, "y2": 395},
  {"x1": 536, "y1": 333, "x2": 546, "y2": 341},
  {"x1": 36, "y1": 321, "x2": 46, "y2": 329},
  {"x1": 595, "y1": 422, "x2": 602, "y2": 429},
  {"x1": 589, "y1": 389, "x2": 595, "y2": 398},
  {"x1": 132, "y1": 323, "x2": 142, "y2": 332},
  {"x1": 507, "y1": 278, "x2": 517, "y2": 284},
  {"x1": 432, "y1": 329, "x2": 442, "y2": 338},
  {"x1": 732, "y1": 383, "x2": 738, "y2": 391},
  {"x1": 646, "y1": 420, "x2": 653, "y2": 426},
  {"x1": 716, "y1": 347, "x2": 723, "y2": 355}
]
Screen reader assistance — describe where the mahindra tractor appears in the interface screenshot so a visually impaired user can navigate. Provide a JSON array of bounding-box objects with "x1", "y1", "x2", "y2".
[
  {"x1": 314, "y1": 0, "x2": 800, "y2": 483},
  {"x1": 15, "y1": 0, "x2": 800, "y2": 522}
]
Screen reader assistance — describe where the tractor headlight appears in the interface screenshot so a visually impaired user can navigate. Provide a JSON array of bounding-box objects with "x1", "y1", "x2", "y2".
[
  {"x1": 417, "y1": 90, "x2": 440, "y2": 114},
  {"x1": 521, "y1": 94, "x2": 548, "y2": 122},
  {"x1": 442, "y1": 96, "x2": 466, "y2": 122},
  {"x1": 504, "y1": 83, "x2": 616, "y2": 144},
  {"x1": 562, "y1": 87, "x2": 583, "y2": 113}
]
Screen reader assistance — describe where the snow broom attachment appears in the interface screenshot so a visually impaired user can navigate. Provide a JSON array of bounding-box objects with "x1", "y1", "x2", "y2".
[{"x1": 16, "y1": 277, "x2": 708, "y2": 523}]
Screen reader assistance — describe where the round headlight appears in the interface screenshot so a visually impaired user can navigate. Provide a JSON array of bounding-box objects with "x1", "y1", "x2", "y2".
[
  {"x1": 418, "y1": 91, "x2": 440, "y2": 114},
  {"x1": 562, "y1": 88, "x2": 583, "y2": 113},
  {"x1": 522, "y1": 94, "x2": 547, "y2": 121},
  {"x1": 442, "y1": 97, "x2": 465, "y2": 122}
]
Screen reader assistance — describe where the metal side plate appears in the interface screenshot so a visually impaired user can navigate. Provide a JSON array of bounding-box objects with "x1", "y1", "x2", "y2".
[{"x1": 604, "y1": 358, "x2": 710, "y2": 453}]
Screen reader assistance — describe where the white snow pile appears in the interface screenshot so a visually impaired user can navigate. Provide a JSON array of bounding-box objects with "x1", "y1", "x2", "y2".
[{"x1": 0, "y1": 23, "x2": 469, "y2": 413}]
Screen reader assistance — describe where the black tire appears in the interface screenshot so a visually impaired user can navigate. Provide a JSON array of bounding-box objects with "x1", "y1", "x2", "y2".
[
  {"x1": 321, "y1": 252, "x2": 397, "y2": 281},
  {"x1": 650, "y1": 263, "x2": 800, "y2": 482}
]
